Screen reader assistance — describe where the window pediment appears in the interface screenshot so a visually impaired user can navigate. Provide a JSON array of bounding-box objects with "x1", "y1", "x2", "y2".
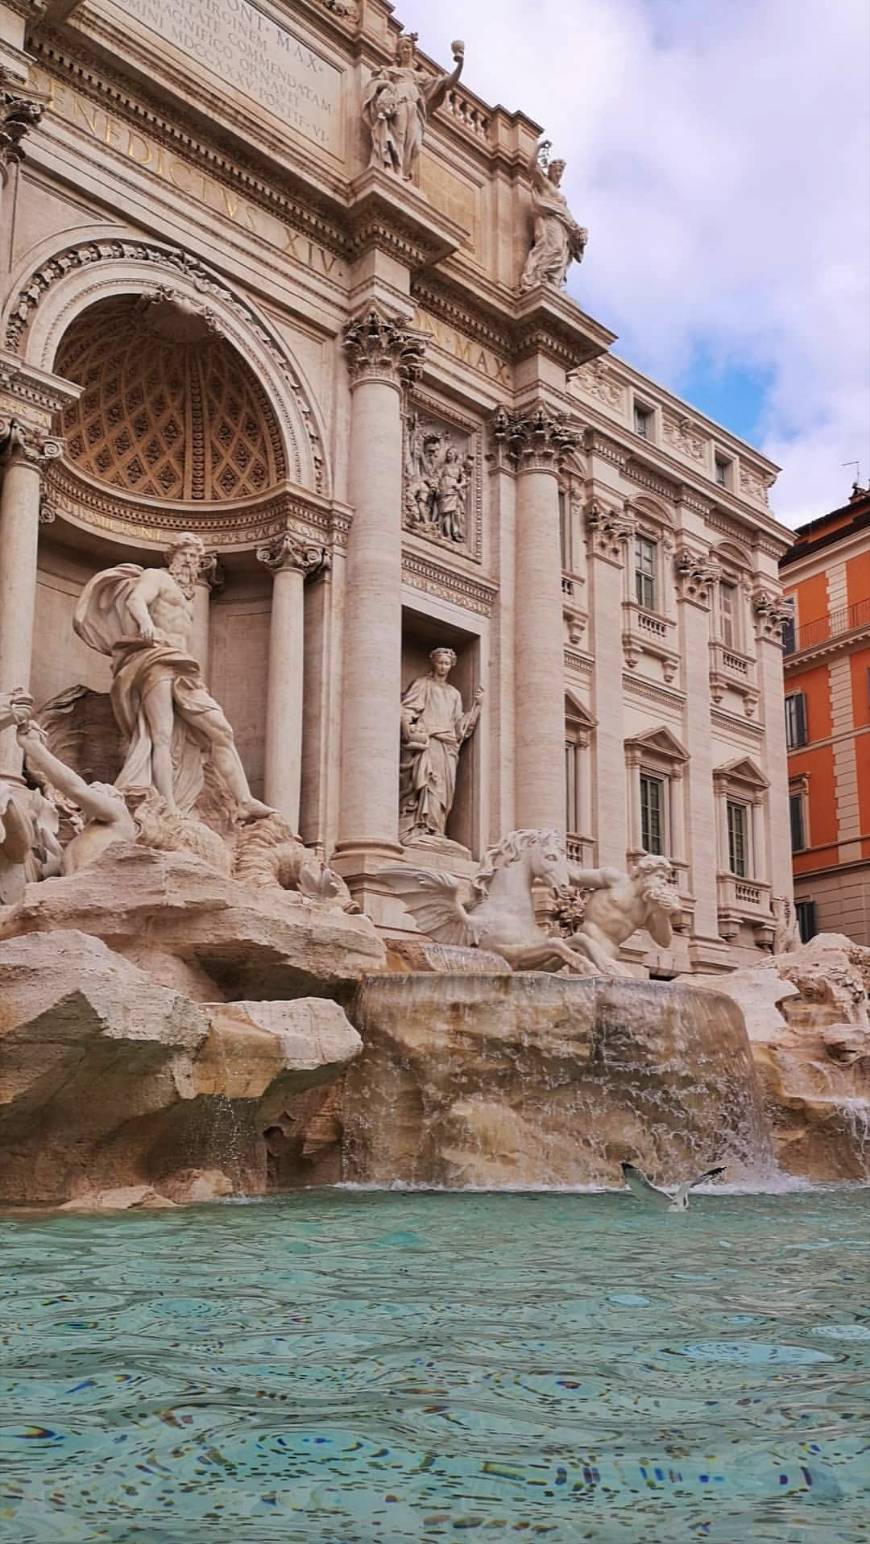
[
  {"x1": 625, "y1": 726, "x2": 689, "y2": 765},
  {"x1": 714, "y1": 756, "x2": 769, "y2": 793}
]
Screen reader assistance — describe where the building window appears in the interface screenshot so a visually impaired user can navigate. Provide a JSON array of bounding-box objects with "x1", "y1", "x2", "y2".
[
  {"x1": 719, "y1": 580, "x2": 738, "y2": 648},
  {"x1": 714, "y1": 454, "x2": 731, "y2": 488},
  {"x1": 790, "y1": 791, "x2": 807, "y2": 852},
  {"x1": 634, "y1": 402, "x2": 653, "y2": 440},
  {"x1": 795, "y1": 899, "x2": 817, "y2": 943},
  {"x1": 635, "y1": 535, "x2": 657, "y2": 611},
  {"x1": 726, "y1": 800, "x2": 749, "y2": 877},
  {"x1": 640, "y1": 773, "x2": 666, "y2": 855},
  {"x1": 565, "y1": 739, "x2": 580, "y2": 835},
  {"x1": 785, "y1": 691, "x2": 808, "y2": 749},
  {"x1": 781, "y1": 597, "x2": 796, "y2": 654}
]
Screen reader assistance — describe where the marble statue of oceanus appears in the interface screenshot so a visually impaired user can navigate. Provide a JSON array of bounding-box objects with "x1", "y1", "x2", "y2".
[{"x1": 380, "y1": 828, "x2": 598, "y2": 974}]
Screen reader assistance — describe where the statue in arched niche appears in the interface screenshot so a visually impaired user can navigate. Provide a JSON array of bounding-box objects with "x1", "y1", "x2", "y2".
[
  {"x1": 364, "y1": 32, "x2": 465, "y2": 183},
  {"x1": 399, "y1": 648, "x2": 483, "y2": 844},
  {"x1": 73, "y1": 533, "x2": 272, "y2": 820}
]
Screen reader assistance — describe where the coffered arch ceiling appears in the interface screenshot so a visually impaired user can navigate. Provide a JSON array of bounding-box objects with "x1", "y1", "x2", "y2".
[{"x1": 55, "y1": 294, "x2": 287, "y2": 503}]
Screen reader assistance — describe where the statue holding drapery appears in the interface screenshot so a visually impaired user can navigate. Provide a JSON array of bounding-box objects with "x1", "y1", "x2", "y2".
[
  {"x1": 363, "y1": 32, "x2": 465, "y2": 183},
  {"x1": 520, "y1": 138, "x2": 588, "y2": 292},
  {"x1": 399, "y1": 648, "x2": 483, "y2": 843}
]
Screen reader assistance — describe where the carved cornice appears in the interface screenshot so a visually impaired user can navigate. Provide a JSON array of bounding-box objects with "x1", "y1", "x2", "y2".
[
  {"x1": 28, "y1": 40, "x2": 348, "y2": 261},
  {"x1": 4, "y1": 238, "x2": 326, "y2": 491},
  {"x1": 401, "y1": 551, "x2": 497, "y2": 616},
  {"x1": 257, "y1": 531, "x2": 328, "y2": 578},
  {"x1": 621, "y1": 674, "x2": 686, "y2": 710},
  {"x1": 343, "y1": 308, "x2": 427, "y2": 388},
  {"x1": 674, "y1": 546, "x2": 720, "y2": 607},
  {"x1": 584, "y1": 497, "x2": 636, "y2": 563},
  {"x1": 411, "y1": 279, "x2": 514, "y2": 359},
  {"x1": 0, "y1": 416, "x2": 62, "y2": 468},
  {"x1": 43, "y1": 459, "x2": 340, "y2": 551},
  {"x1": 564, "y1": 647, "x2": 593, "y2": 676},
  {"x1": 491, "y1": 402, "x2": 579, "y2": 474},
  {"x1": 0, "y1": 355, "x2": 80, "y2": 419}
]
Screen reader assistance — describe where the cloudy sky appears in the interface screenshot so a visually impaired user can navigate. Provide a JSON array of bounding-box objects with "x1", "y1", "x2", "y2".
[{"x1": 398, "y1": 0, "x2": 870, "y2": 527}]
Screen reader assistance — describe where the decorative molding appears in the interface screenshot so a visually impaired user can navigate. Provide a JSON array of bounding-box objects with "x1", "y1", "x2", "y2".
[
  {"x1": 674, "y1": 546, "x2": 720, "y2": 606},
  {"x1": 564, "y1": 647, "x2": 593, "y2": 676},
  {"x1": 42, "y1": 459, "x2": 339, "y2": 551},
  {"x1": 752, "y1": 585, "x2": 792, "y2": 641},
  {"x1": 343, "y1": 307, "x2": 427, "y2": 388},
  {"x1": 583, "y1": 427, "x2": 630, "y2": 472},
  {"x1": 573, "y1": 358, "x2": 625, "y2": 411},
  {"x1": 3, "y1": 238, "x2": 327, "y2": 492},
  {"x1": 0, "y1": 416, "x2": 63, "y2": 468},
  {"x1": 403, "y1": 391, "x2": 483, "y2": 561},
  {"x1": 0, "y1": 84, "x2": 43, "y2": 171},
  {"x1": 585, "y1": 497, "x2": 636, "y2": 563},
  {"x1": 491, "y1": 402, "x2": 579, "y2": 473},
  {"x1": 710, "y1": 707, "x2": 764, "y2": 742},
  {"x1": 401, "y1": 551, "x2": 497, "y2": 616},
  {"x1": 662, "y1": 411, "x2": 707, "y2": 464},
  {"x1": 256, "y1": 530, "x2": 327, "y2": 578},
  {"x1": 739, "y1": 464, "x2": 771, "y2": 507},
  {"x1": 411, "y1": 280, "x2": 514, "y2": 360},
  {"x1": 621, "y1": 674, "x2": 686, "y2": 711}
]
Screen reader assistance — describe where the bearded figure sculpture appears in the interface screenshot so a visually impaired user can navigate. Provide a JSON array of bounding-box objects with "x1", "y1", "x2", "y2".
[
  {"x1": 563, "y1": 856, "x2": 684, "y2": 976},
  {"x1": 74, "y1": 533, "x2": 271, "y2": 819}
]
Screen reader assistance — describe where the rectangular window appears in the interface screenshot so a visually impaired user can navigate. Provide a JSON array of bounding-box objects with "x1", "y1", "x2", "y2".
[
  {"x1": 635, "y1": 535, "x2": 657, "y2": 611},
  {"x1": 719, "y1": 580, "x2": 737, "y2": 648},
  {"x1": 715, "y1": 455, "x2": 731, "y2": 488},
  {"x1": 781, "y1": 598, "x2": 796, "y2": 654},
  {"x1": 726, "y1": 800, "x2": 749, "y2": 877},
  {"x1": 634, "y1": 402, "x2": 652, "y2": 440},
  {"x1": 795, "y1": 899, "x2": 817, "y2": 943},
  {"x1": 559, "y1": 490, "x2": 570, "y2": 571},
  {"x1": 785, "y1": 692, "x2": 808, "y2": 749},
  {"x1": 565, "y1": 740, "x2": 580, "y2": 834},
  {"x1": 790, "y1": 791, "x2": 806, "y2": 852},
  {"x1": 640, "y1": 774, "x2": 666, "y2": 855}
]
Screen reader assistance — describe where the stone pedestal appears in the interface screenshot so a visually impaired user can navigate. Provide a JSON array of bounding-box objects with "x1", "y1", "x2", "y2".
[
  {"x1": 258, "y1": 533, "x2": 325, "y2": 830},
  {"x1": 335, "y1": 308, "x2": 425, "y2": 866}
]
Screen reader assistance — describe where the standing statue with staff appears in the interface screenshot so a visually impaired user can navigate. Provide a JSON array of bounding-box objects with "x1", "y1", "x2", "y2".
[
  {"x1": 520, "y1": 138, "x2": 588, "y2": 292},
  {"x1": 364, "y1": 32, "x2": 465, "y2": 183}
]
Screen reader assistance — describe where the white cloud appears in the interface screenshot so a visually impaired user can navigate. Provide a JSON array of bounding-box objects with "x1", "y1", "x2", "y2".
[{"x1": 396, "y1": 0, "x2": 870, "y2": 526}]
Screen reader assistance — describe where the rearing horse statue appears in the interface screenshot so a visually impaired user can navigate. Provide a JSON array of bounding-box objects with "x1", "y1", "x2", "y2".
[{"x1": 380, "y1": 828, "x2": 597, "y2": 974}]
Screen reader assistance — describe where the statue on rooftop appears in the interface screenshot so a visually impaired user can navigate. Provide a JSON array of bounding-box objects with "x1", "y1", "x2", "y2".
[
  {"x1": 399, "y1": 647, "x2": 482, "y2": 845},
  {"x1": 520, "y1": 138, "x2": 588, "y2": 293},
  {"x1": 73, "y1": 533, "x2": 272, "y2": 820},
  {"x1": 363, "y1": 32, "x2": 465, "y2": 183}
]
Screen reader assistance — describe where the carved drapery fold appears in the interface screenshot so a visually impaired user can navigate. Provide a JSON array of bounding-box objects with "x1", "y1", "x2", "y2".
[
  {"x1": 343, "y1": 308, "x2": 427, "y2": 388},
  {"x1": 490, "y1": 402, "x2": 579, "y2": 474}
]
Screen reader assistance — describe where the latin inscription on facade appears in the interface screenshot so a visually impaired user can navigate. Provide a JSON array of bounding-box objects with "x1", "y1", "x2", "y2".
[{"x1": 109, "y1": 0, "x2": 343, "y2": 154}]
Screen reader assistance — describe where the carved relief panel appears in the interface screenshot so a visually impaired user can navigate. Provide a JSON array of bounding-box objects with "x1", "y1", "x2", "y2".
[{"x1": 403, "y1": 399, "x2": 482, "y2": 561}]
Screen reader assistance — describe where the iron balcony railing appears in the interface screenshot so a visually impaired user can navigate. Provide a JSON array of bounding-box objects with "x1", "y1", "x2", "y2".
[{"x1": 784, "y1": 597, "x2": 870, "y2": 654}]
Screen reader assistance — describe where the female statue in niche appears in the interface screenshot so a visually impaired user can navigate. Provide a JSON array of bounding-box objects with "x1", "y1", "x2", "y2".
[
  {"x1": 399, "y1": 648, "x2": 483, "y2": 844},
  {"x1": 364, "y1": 32, "x2": 465, "y2": 183},
  {"x1": 520, "y1": 139, "x2": 588, "y2": 293}
]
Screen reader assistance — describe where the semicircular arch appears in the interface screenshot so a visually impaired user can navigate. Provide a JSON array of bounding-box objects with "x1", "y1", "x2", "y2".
[{"x1": 2, "y1": 231, "x2": 330, "y2": 498}]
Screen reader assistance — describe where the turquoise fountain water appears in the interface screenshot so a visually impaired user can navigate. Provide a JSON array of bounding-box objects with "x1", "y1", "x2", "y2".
[{"x1": 1, "y1": 1188, "x2": 868, "y2": 1542}]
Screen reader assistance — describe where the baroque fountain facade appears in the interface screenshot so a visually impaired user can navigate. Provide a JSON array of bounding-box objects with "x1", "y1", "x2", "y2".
[{"x1": 0, "y1": 1, "x2": 867, "y2": 1205}]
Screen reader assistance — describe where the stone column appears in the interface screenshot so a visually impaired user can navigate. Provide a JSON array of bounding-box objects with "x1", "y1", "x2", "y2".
[
  {"x1": 336, "y1": 308, "x2": 425, "y2": 861},
  {"x1": 753, "y1": 587, "x2": 795, "y2": 902},
  {"x1": 585, "y1": 499, "x2": 636, "y2": 866},
  {"x1": 492, "y1": 404, "x2": 578, "y2": 834},
  {"x1": 257, "y1": 532, "x2": 326, "y2": 830},
  {"x1": 0, "y1": 418, "x2": 61, "y2": 775},
  {"x1": 191, "y1": 552, "x2": 223, "y2": 686},
  {"x1": 674, "y1": 546, "x2": 722, "y2": 947}
]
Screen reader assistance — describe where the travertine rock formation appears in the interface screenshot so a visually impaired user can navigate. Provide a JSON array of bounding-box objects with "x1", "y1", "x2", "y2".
[
  {"x1": 0, "y1": 929, "x2": 362, "y2": 1205},
  {"x1": 0, "y1": 841, "x2": 385, "y2": 1001},
  {"x1": 342, "y1": 974, "x2": 772, "y2": 1189},
  {"x1": 695, "y1": 933, "x2": 870, "y2": 1181}
]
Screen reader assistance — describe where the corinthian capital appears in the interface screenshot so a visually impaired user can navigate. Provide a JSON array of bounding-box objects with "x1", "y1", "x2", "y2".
[
  {"x1": 584, "y1": 497, "x2": 636, "y2": 562},
  {"x1": 0, "y1": 85, "x2": 43, "y2": 172},
  {"x1": 490, "y1": 402, "x2": 579, "y2": 473},
  {"x1": 257, "y1": 532, "x2": 328, "y2": 578},
  {"x1": 343, "y1": 307, "x2": 427, "y2": 388},
  {"x1": 0, "y1": 417, "x2": 63, "y2": 469},
  {"x1": 752, "y1": 586, "x2": 792, "y2": 642}
]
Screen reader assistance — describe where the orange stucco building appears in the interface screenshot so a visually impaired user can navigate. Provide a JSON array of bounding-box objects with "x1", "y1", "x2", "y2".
[{"x1": 781, "y1": 485, "x2": 870, "y2": 943}]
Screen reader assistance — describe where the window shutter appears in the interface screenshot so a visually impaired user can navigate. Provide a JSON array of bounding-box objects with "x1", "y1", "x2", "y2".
[
  {"x1": 795, "y1": 692, "x2": 807, "y2": 746},
  {"x1": 789, "y1": 792, "x2": 805, "y2": 852}
]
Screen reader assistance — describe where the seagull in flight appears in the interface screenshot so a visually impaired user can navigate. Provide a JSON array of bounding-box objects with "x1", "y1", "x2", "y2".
[{"x1": 620, "y1": 1161, "x2": 726, "y2": 1212}]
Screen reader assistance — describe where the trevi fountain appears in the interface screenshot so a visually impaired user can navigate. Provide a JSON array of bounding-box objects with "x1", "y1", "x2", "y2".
[{"x1": 0, "y1": 4, "x2": 867, "y2": 1539}]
